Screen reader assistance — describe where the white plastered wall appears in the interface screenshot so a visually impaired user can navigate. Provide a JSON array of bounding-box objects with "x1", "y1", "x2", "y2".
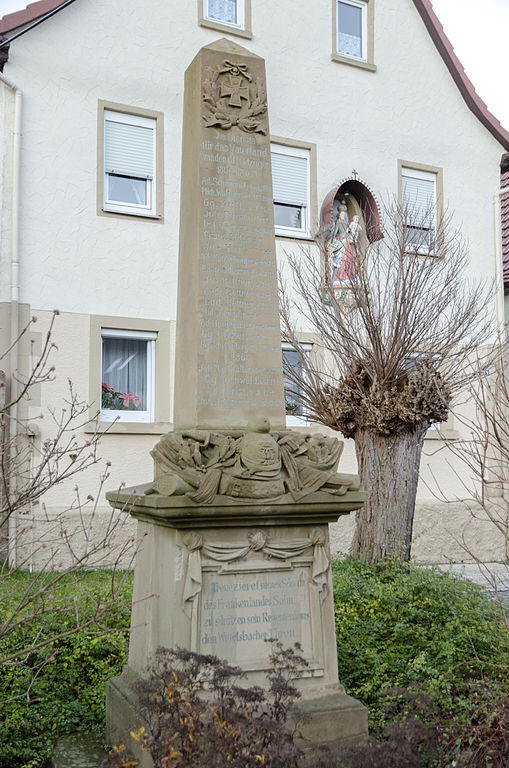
[{"x1": 1, "y1": 0, "x2": 507, "y2": 564}]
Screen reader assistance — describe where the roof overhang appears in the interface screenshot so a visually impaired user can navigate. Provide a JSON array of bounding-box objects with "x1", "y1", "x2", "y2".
[{"x1": 0, "y1": 0, "x2": 64, "y2": 34}]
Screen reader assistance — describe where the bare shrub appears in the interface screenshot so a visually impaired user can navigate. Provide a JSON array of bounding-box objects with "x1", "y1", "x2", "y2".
[
  {"x1": 427, "y1": 345, "x2": 509, "y2": 627},
  {"x1": 105, "y1": 641, "x2": 308, "y2": 768},
  {"x1": 0, "y1": 312, "x2": 139, "y2": 702}
]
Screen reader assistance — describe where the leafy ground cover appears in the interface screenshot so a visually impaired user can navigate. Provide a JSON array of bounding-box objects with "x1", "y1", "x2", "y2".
[
  {"x1": 0, "y1": 570, "x2": 132, "y2": 768},
  {"x1": 1, "y1": 562, "x2": 508, "y2": 768},
  {"x1": 332, "y1": 558, "x2": 509, "y2": 767}
]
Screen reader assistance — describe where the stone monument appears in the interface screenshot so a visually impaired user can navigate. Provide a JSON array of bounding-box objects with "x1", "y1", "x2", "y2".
[{"x1": 106, "y1": 38, "x2": 367, "y2": 764}]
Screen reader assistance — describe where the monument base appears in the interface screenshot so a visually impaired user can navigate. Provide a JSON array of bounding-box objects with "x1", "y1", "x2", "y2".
[
  {"x1": 106, "y1": 667, "x2": 367, "y2": 766},
  {"x1": 106, "y1": 485, "x2": 368, "y2": 760}
]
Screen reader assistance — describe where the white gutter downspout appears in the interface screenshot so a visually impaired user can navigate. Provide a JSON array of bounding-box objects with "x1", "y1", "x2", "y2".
[{"x1": 0, "y1": 72, "x2": 22, "y2": 568}]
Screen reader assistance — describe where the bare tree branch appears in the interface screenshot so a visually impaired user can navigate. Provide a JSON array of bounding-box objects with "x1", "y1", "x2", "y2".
[
  {"x1": 279, "y1": 199, "x2": 494, "y2": 562},
  {"x1": 0, "y1": 316, "x2": 141, "y2": 701}
]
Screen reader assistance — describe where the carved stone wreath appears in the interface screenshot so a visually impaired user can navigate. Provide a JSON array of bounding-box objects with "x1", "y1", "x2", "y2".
[{"x1": 202, "y1": 59, "x2": 268, "y2": 135}]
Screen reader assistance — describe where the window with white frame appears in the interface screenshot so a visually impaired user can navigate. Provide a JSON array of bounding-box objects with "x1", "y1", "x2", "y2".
[
  {"x1": 336, "y1": 0, "x2": 367, "y2": 61},
  {"x1": 203, "y1": 0, "x2": 244, "y2": 29},
  {"x1": 282, "y1": 343, "x2": 312, "y2": 425},
  {"x1": 100, "y1": 329, "x2": 156, "y2": 422},
  {"x1": 271, "y1": 144, "x2": 310, "y2": 238},
  {"x1": 401, "y1": 167, "x2": 437, "y2": 253},
  {"x1": 103, "y1": 110, "x2": 156, "y2": 217}
]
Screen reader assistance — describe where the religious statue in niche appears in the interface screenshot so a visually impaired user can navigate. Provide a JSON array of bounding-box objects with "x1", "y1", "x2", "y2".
[
  {"x1": 325, "y1": 196, "x2": 362, "y2": 307},
  {"x1": 147, "y1": 417, "x2": 360, "y2": 505},
  {"x1": 202, "y1": 59, "x2": 268, "y2": 134}
]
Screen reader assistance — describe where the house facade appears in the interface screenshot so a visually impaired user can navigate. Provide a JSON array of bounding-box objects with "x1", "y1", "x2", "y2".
[{"x1": 1, "y1": 0, "x2": 508, "y2": 565}]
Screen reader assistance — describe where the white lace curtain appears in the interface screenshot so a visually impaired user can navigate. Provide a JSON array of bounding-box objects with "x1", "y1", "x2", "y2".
[
  {"x1": 208, "y1": 0, "x2": 237, "y2": 24},
  {"x1": 102, "y1": 337, "x2": 147, "y2": 406}
]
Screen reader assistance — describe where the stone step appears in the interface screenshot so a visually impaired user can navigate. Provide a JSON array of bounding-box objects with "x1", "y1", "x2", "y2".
[{"x1": 51, "y1": 732, "x2": 105, "y2": 768}]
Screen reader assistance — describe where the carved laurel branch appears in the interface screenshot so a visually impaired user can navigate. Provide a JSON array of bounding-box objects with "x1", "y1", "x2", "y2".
[
  {"x1": 202, "y1": 62, "x2": 268, "y2": 135},
  {"x1": 182, "y1": 528, "x2": 329, "y2": 614}
]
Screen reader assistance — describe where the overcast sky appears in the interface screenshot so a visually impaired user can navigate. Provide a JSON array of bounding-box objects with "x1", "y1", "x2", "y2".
[{"x1": 1, "y1": 0, "x2": 508, "y2": 130}]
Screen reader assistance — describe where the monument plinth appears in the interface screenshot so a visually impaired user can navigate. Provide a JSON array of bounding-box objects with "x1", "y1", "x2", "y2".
[{"x1": 106, "y1": 39, "x2": 367, "y2": 764}]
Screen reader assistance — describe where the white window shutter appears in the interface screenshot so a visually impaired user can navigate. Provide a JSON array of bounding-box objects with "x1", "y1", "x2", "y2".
[
  {"x1": 104, "y1": 119, "x2": 154, "y2": 180},
  {"x1": 402, "y1": 171, "x2": 436, "y2": 223},
  {"x1": 271, "y1": 151, "x2": 309, "y2": 206}
]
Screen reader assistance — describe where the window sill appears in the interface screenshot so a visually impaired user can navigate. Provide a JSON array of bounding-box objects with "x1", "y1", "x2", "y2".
[
  {"x1": 85, "y1": 421, "x2": 171, "y2": 435},
  {"x1": 275, "y1": 233, "x2": 315, "y2": 244},
  {"x1": 331, "y1": 53, "x2": 376, "y2": 72},
  {"x1": 99, "y1": 208, "x2": 163, "y2": 222},
  {"x1": 199, "y1": 18, "x2": 252, "y2": 39},
  {"x1": 404, "y1": 250, "x2": 443, "y2": 259},
  {"x1": 424, "y1": 427, "x2": 459, "y2": 441}
]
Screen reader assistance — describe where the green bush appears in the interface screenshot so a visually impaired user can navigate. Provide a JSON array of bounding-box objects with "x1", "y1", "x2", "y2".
[
  {"x1": 0, "y1": 571, "x2": 132, "y2": 768},
  {"x1": 2, "y1": 561, "x2": 507, "y2": 768},
  {"x1": 333, "y1": 558, "x2": 509, "y2": 766}
]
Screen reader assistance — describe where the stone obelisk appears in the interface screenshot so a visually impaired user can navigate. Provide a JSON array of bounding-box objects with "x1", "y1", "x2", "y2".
[
  {"x1": 173, "y1": 38, "x2": 285, "y2": 430},
  {"x1": 106, "y1": 40, "x2": 367, "y2": 762}
]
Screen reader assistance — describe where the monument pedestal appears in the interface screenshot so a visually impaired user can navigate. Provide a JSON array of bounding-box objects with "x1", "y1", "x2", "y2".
[{"x1": 106, "y1": 488, "x2": 367, "y2": 762}]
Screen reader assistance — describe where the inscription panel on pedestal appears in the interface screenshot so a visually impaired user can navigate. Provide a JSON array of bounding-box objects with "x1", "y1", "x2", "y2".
[{"x1": 195, "y1": 561, "x2": 324, "y2": 672}]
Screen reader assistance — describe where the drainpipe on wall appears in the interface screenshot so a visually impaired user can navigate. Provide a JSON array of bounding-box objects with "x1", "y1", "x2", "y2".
[{"x1": 0, "y1": 72, "x2": 22, "y2": 568}]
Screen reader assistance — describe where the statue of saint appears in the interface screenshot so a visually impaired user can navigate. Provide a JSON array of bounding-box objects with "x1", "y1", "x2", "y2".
[{"x1": 326, "y1": 199, "x2": 362, "y2": 303}]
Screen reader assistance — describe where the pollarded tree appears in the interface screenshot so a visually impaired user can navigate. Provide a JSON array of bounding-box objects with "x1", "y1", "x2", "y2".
[{"x1": 279, "y1": 202, "x2": 493, "y2": 563}]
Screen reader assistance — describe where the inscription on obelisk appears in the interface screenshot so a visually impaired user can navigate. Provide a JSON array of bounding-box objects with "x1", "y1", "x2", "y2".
[{"x1": 174, "y1": 38, "x2": 285, "y2": 429}]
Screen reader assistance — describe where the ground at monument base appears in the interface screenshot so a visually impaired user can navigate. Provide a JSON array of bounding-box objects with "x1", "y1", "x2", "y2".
[{"x1": 106, "y1": 667, "x2": 368, "y2": 767}]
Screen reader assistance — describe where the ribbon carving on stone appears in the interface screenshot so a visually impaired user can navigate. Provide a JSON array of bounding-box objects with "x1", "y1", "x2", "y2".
[{"x1": 181, "y1": 528, "x2": 330, "y2": 617}]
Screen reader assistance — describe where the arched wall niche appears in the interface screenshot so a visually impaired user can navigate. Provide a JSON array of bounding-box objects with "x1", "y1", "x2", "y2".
[{"x1": 320, "y1": 177, "x2": 383, "y2": 243}]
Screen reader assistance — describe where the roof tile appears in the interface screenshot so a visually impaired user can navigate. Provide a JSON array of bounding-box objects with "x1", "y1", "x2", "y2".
[{"x1": 0, "y1": 1, "x2": 63, "y2": 35}]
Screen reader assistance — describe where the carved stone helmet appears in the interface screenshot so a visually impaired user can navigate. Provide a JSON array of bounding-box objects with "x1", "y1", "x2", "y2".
[
  {"x1": 247, "y1": 416, "x2": 271, "y2": 433},
  {"x1": 240, "y1": 417, "x2": 281, "y2": 475}
]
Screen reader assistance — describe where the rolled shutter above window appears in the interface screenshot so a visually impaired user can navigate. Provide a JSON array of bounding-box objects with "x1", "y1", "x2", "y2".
[
  {"x1": 401, "y1": 169, "x2": 436, "y2": 223},
  {"x1": 271, "y1": 150, "x2": 309, "y2": 206},
  {"x1": 104, "y1": 113, "x2": 155, "y2": 180}
]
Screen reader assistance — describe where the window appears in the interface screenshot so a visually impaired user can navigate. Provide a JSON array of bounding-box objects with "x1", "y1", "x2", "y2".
[
  {"x1": 98, "y1": 101, "x2": 164, "y2": 219},
  {"x1": 271, "y1": 144, "x2": 310, "y2": 238},
  {"x1": 332, "y1": 0, "x2": 375, "y2": 71},
  {"x1": 204, "y1": 0, "x2": 243, "y2": 27},
  {"x1": 337, "y1": 0, "x2": 366, "y2": 60},
  {"x1": 282, "y1": 343, "x2": 312, "y2": 426},
  {"x1": 103, "y1": 110, "x2": 156, "y2": 216},
  {"x1": 400, "y1": 165, "x2": 441, "y2": 254},
  {"x1": 89, "y1": 315, "x2": 172, "y2": 432},
  {"x1": 199, "y1": 0, "x2": 251, "y2": 37},
  {"x1": 101, "y1": 329, "x2": 156, "y2": 422}
]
